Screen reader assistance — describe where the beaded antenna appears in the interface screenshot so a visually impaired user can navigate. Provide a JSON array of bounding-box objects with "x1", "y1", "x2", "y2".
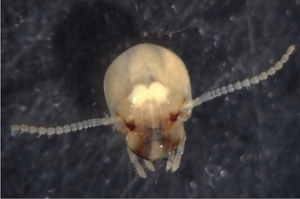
[{"x1": 11, "y1": 44, "x2": 295, "y2": 178}]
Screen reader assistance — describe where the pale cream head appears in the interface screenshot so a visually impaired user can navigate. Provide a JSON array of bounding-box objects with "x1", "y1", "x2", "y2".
[{"x1": 104, "y1": 43, "x2": 193, "y2": 161}]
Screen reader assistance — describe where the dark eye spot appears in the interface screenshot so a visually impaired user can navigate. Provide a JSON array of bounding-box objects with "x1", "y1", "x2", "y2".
[
  {"x1": 126, "y1": 121, "x2": 136, "y2": 131},
  {"x1": 170, "y1": 113, "x2": 179, "y2": 122}
]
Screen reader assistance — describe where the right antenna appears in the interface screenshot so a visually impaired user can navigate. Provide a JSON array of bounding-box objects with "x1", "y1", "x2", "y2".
[{"x1": 193, "y1": 45, "x2": 296, "y2": 107}]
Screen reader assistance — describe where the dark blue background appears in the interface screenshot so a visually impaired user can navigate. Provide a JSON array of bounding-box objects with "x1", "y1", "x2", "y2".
[{"x1": 2, "y1": 0, "x2": 300, "y2": 197}]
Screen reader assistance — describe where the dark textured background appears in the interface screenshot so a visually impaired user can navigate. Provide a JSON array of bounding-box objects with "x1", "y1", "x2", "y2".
[{"x1": 2, "y1": 0, "x2": 300, "y2": 197}]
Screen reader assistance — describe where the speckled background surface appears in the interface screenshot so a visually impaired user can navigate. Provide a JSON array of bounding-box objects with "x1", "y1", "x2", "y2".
[{"x1": 2, "y1": 0, "x2": 300, "y2": 197}]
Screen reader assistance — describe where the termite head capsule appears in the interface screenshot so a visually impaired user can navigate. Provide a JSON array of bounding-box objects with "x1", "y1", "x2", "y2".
[{"x1": 103, "y1": 44, "x2": 193, "y2": 161}]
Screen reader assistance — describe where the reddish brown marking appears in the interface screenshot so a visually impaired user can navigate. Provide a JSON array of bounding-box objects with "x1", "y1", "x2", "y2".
[
  {"x1": 126, "y1": 121, "x2": 136, "y2": 131},
  {"x1": 128, "y1": 112, "x2": 183, "y2": 160},
  {"x1": 169, "y1": 113, "x2": 179, "y2": 122}
]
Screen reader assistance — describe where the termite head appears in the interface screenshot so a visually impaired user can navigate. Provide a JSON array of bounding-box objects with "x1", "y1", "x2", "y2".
[{"x1": 103, "y1": 44, "x2": 193, "y2": 161}]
